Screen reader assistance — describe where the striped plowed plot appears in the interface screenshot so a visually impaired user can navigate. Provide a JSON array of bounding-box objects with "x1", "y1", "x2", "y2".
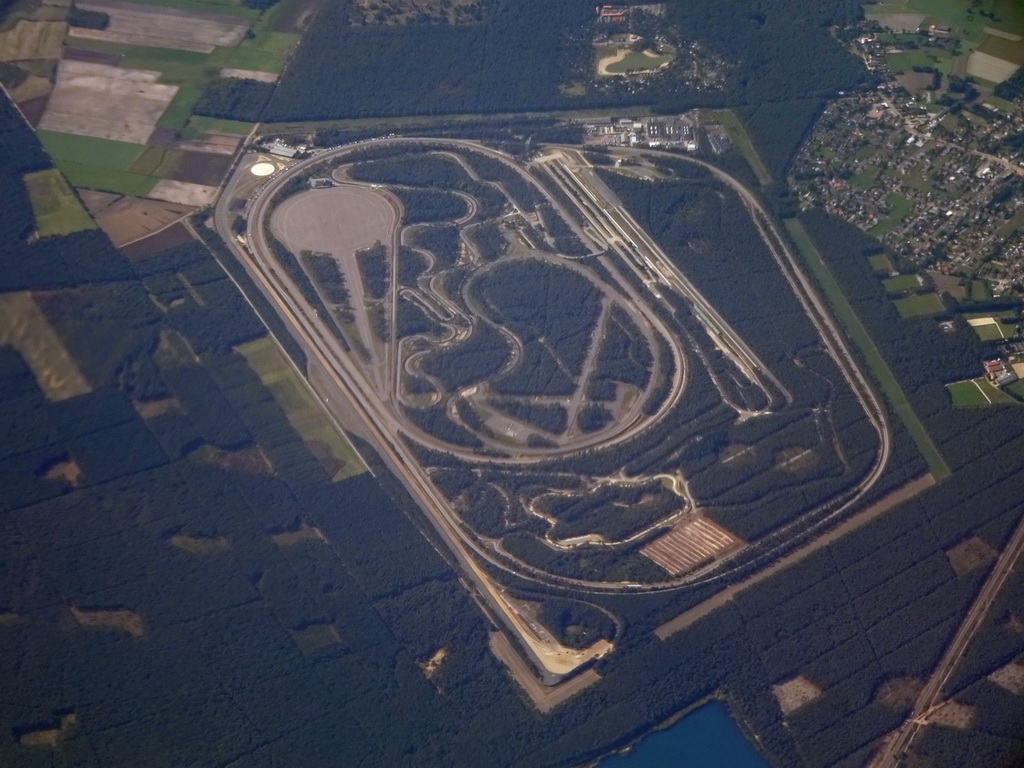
[
  {"x1": 641, "y1": 516, "x2": 742, "y2": 576},
  {"x1": 69, "y1": 0, "x2": 250, "y2": 54}
]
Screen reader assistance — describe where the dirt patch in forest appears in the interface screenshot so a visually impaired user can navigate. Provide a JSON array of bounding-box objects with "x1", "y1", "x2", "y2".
[
  {"x1": 169, "y1": 533, "x2": 231, "y2": 555},
  {"x1": 775, "y1": 445, "x2": 819, "y2": 474},
  {"x1": 42, "y1": 457, "x2": 83, "y2": 487},
  {"x1": 419, "y1": 648, "x2": 447, "y2": 679},
  {"x1": 989, "y1": 662, "x2": 1024, "y2": 695},
  {"x1": 773, "y1": 675, "x2": 822, "y2": 715},
  {"x1": 70, "y1": 606, "x2": 145, "y2": 637},
  {"x1": 945, "y1": 535, "x2": 997, "y2": 577},
  {"x1": 876, "y1": 676, "x2": 923, "y2": 709},
  {"x1": 929, "y1": 700, "x2": 974, "y2": 729},
  {"x1": 18, "y1": 713, "x2": 78, "y2": 748},
  {"x1": 270, "y1": 521, "x2": 328, "y2": 547},
  {"x1": 133, "y1": 396, "x2": 182, "y2": 419}
]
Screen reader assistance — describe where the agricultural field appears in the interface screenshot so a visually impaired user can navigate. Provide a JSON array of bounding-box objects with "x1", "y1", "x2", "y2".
[
  {"x1": 1, "y1": 0, "x2": 309, "y2": 204},
  {"x1": 946, "y1": 377, "x2": 1018, "y2": 407},
  {"x1": 894, "y1": 291, "x2": 945, "y2": 317},
  {"x1": 238, "y1": 336, "x2": 366, "y2": 481},
  {"x1": 882, "y1": 273, "x2": 923, "y2": 294},
  {"x1": 22, "y1": 167, "x2": 96, "y2": 236},
  {"x1": 965, "y1": 312, "x2": 1018, "y2": 341}
]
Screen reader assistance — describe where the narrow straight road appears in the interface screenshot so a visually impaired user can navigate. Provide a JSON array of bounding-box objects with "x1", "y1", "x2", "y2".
[{"x1": 870, "y1": 507, "x2": 1024, "y2": 767}]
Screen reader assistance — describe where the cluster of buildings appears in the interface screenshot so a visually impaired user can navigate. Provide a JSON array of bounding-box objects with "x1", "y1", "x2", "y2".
[
  {"x1": 579, "y1": 114, "x2": 707, "y2": 151},
  {"x1": 983, "y1": 357, "x2": 1019, "y2": 388},
  {"x1": 789, "y1": 23, "x2": 1024, "y2": 292}
]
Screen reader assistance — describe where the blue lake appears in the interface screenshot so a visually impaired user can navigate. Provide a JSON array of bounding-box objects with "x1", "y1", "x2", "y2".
[{"x1": 598, "y1": 700, "x2": 771, "y2": 768}]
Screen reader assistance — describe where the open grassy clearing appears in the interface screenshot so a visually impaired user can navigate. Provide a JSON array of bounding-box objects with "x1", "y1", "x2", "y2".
[
  {"x1": 964, "y1": 311, "x2": 1017, "y2": 340},
  {"x1": 705, "y1": 108, "x2": 772, "y2": 185},
  {"x1": 894, "y1": 292, "x2": 945, "y2": 317},
  {"x1": 0, "y1": 292, "x2": 92, "y2": 401},
  {"x1": 786, "y1": 218, "x2": 950, "y2": 480},
  {"x1": 869, "y1": 253, "x2": 896, "y2": 273},
  {"x1": 850, "y1": 167, "x2": 880, "y2": 188},
  {"x1": 23, "y1": 168, "x2": 97, "y2": 236},
  {"x1": 887, "y1": 49, "x2": 954, "y2": 75},
  {"x1": 946, "y1": 377, "x2": 1017, "y2": 407},
  {"x1": 881, "y1": 274, "x2": 923, "y2": 293},
  {"x1": 238, "y1": 336, "x2": 366, "y2": 481},
  {"x1": 870, "y1": 193, "x2": 913, "y2": 237}
]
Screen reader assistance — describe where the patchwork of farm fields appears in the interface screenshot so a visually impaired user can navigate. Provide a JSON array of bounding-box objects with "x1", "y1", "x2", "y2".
[{"x1": 3, "y1": 0, "x2": 311, "y2": 208}]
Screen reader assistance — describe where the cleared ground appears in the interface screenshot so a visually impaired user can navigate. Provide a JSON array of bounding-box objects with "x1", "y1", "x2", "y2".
[
  {"x1": 148, "y1": 179, "x2": 218, "y2": 206},
  {"x1": 69, "y1": 0, "x2": 250, "y2": 53},
  {"x1": 23, "y1": 168, "x2": 97, "y2": 237},
  {"x1": 70, "y1": 606, "x2": 145, "y2": 637},
  {"x1": 945, "y1": 535, "x2": 997, "y2": 576},
  {"x1": 488, "y1": 632, "x2": 601, "y2": 713},
  {"x1": 641, "y1": 516, "x2": 742, "y2": 576},
  {"x1": 0, "y1": 292, "x2": 91, "y2": 401},
  {"x1": 39, "y1": 60, "x2": 178, "y2": 144},
  {"x1": 773, "y1": 675, "x2": 822, "y2": 715},
  {"x1": 94, "y1": 196, "x2": 194, "y2": 246},
  {"x1": 270, "y1": 186, "x2": 396, "y2": 255},
  {"x1": 989, "y1": 661, "x2": 1024, "y2": 695},
  {"x1": 0, "y1": 19, "x2": 65, "y2": 61},
  {"x1": 220, "y1": 67, "x2": 278, "y2": 82}
]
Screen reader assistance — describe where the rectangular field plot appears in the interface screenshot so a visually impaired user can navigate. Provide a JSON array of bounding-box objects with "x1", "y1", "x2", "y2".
[
  {"x1": 893, "y1": 292, "x2": 944, "y2": 318},
  {"x1": 946, "y1": 378, "x2": 1018, "y2": 407},
  {"x1": 38, "y1": 60, "x2": 178, "y2": 144},
  {"x1": 966, "y1": 314, "x2": 1017, "y2": 341},
  {"x1": 238, "y1": 337, "x2": 366, "y2": 482},
  {"x1": 641, "y1": 516, "x2": 743, "y2": 576},
  {"x1": 23, "y1": 168, "x2": 97, "y2": 237},
  {"x1": 68, "y1": 0, "x2": 250, "y2": 54}
]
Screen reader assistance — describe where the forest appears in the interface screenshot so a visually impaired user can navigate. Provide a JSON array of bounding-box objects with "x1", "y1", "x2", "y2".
[
  {"x1": 264, "y1": 0, "x2": 867, "y2": 122},
  {"x1": 2, "y1": 88, "x2": 1022, "y2": 767}
]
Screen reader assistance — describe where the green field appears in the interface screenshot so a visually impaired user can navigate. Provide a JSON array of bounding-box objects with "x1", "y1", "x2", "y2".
[
  {"x1": 964, "y1": 310, "x2": 1017, "y2": 340},
  {"x1": 179, "y1": 115, "x2": 255, "y2": 141},
  {"x1": 36, "y1": 131, "x2": 160, "y2": 196},
  {"x1": 870, "y1": 193, "x2": 913, "y2": 237},
  {"x1": 887, "y1": 49, "x2": 954, "y2": 75},
  {"x1": 869, "y1": 253, "x2": 896, "y2": 274},
  {"x1": 882, "y1": 274, "x2": 923, "y2": 293},
  {"x1": 947, "y1": 377, "x2": 1018, "y2": 406},
  {"x1": 706, "y1": 109, "x2": 772, "y2": 186},
  {"x1": 238, "y1": 337, "x2": 366, "y2": 482},
  {"x1": 894, "y1": 292, "x2": 945, "y2": 317},
  {"x1": 37, "y1": 130, "x2": 144, "y2": 170},
  {"x1": 850, "y1": 167, "x2": 880, "y2": 188},
  {"x1": 786, "y1": 218, "x2": 950, "y2": 480},
  {"x1": 22, "y1": 168, "x2": 97, "y2": 237}
]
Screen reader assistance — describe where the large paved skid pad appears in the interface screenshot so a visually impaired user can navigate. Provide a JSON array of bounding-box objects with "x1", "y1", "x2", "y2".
[
  {"x1": 68, "y1": 0, "x2": 249, "y2": 54},
  {"x1": 270, "y1": 187, "x2": 396, "y2": 256},
  {"x1": 39, "y1": 60, "x2": 177, "y2": 144}
]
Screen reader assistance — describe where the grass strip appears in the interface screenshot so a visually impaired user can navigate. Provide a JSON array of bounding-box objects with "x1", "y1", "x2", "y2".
[{"x1": 785, "y1": 218, "x2": 951, "y2": 480}]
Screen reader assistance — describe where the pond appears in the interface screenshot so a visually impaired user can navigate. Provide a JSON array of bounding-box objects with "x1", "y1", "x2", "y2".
[{"x1": 598, "y1": 700, "x2": 771, "y2": 768}]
